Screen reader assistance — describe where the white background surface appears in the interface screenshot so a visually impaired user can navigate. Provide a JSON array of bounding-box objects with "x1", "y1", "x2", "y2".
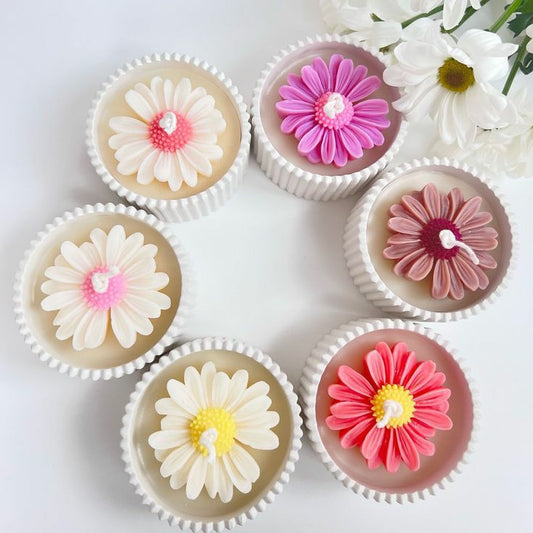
[{"x1": 1, "y1": 1, "x2": 532, "y2": 531}]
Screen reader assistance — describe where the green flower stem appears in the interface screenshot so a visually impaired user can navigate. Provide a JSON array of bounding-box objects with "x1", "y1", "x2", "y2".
[
  {"x1": 489, "y1": 0, "x2": 522, "y2": 32},
  {"x1": 444, "y1": 0, "x2": 491, "y2": 33},
  {"x1": 401, "y1": 5, "x2": 444, "y2": 29},
  {"x1": 503, "y1": 36, "x2": 531, "y2": 95}
]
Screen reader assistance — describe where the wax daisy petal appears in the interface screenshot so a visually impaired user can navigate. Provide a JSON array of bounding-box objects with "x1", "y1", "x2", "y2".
[{"x1": 149, "y1": 362, "x2": 279, "y2": 502}]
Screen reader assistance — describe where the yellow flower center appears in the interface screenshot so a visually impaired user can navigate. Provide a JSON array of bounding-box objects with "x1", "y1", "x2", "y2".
[
  {"x1": 189, "y1": 407, "x2": 236, "y2": 457},
  {"x1": 371, "y1": 384, "x2": 415, "y2": 429},
  {"x1": 437, "y1": 58, "x2": 475, "y2": 93}
]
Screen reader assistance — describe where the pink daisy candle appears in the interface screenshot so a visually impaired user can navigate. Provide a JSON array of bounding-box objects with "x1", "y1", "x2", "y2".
[
  {"x1": 276, "y1": 54, "x2": 390, "y2": 168},
  {"x1": 326, "y1": 341, "x2": 452, "y2": 472},
  {"x1": 251, "y1": 36, "x2": 407, "y2": 201},
  {"x1": 301, "y1": 319, "x2": 477, "y2": 502}
]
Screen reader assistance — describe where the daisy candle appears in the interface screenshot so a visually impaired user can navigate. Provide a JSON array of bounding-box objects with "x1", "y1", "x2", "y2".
[
  {"x1": 344, "y1": 158, "x2": 514, "y2": 321},
  {"x1": 122, "y1": 337, "x2": 302, "y2": 531},
  {"x1": 252, "y1": 35, "x2": 407, "y2": 200},
  {"x1": 300, "y1": 319, "x2": 476, "y2": 503},
  {"x1": 87, "y1": 53, "x2": 250, "y2": 222},
  {"x1": 14, "y1": 203, "x2": 193, "y2": 379}
]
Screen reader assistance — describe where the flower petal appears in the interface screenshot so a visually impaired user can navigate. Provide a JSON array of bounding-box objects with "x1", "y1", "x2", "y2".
[
  {"x1": 338, "y1": 365, "x2": 375, "y2": 397},
  {"x1": 396, "y1": 427, "x2": 420, "y2": 470},
  {"x1": 432, "y1": 258, "x2": 451, "y2": 299},
  {"x1": 361, "y1": 425, "x2": 385, "y2": 460},
  {"x1": 186, "y1": 454, "x2": 208, "y2": 500}
]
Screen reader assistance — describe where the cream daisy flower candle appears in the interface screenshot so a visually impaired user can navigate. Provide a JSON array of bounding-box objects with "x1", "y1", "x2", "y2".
[
  {"x1": 251, "y1": 35, "x2": 407, "y2": 201},
  {"x1": 41, "y1": 224, "x2": 171, "y2": 350},
  {"x1": 344, "y1": 158, "x2": 514, "y2": 321},
  {"x1": 148, "y1": 362, "x2": 280, "y2": 502},
  {"x1": 14, "y1": 204, "x2": 193, "y2": 380},
  {"x1": 301, "y1": 319, "x2": 477, "y2": 503},
  {"x1": 87, "y1": 53, "x2": 250, "y2": 222},
  {"x1": 122, "y1": 338, "x2": 302, "y2": 531}
]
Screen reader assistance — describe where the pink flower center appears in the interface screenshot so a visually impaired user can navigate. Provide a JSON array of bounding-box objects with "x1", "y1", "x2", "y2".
[
  {"x1": 314, "y1": 92, "x2": 353, "y2": 130},
  {"x1": 149, "y1": 111, "x2": 192, "y2": 152},
  {"x1": 420, "y1": 218, "x2": 462, "y2": 260},
  {"x1": 82, "y1": 266, "x2": 127, "y2": 310}
]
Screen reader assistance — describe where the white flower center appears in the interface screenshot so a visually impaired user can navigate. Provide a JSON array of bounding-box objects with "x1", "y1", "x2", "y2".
[
  {"x1": 199, "y1": 427, "x2": 218, "y2": 464},
  {"x1": 91, "y1": 266, "x2": 120, "y2": 293},
  {"x1": 159, "y1": 111, "x2": 177, "y2": 135},
  {"x1": 376, "y1": 400, "x2": 403, "y2": 428},
  {"x1": 439, "y1": 229, "x2": 479, "y2": 265},
  {"x1": 323, "y1": 92, "x2": 345, "y2": 118}
]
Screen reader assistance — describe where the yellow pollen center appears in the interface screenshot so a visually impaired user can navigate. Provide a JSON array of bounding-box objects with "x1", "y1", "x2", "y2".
[
  {"x1": 189, "y1": 407, "x2": 236, "y2": 457},
  {"x1": 437, "y1": 58, "x2": 475, "y2": 93},
  {"x1": 371, "y1": 384, "x2": 415, "y2": 428}
]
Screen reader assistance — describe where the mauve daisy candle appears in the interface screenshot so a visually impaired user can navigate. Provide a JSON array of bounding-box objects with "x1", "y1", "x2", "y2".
[{"x1": 344, "y1": 158, "x2": 514, "y2": 321}]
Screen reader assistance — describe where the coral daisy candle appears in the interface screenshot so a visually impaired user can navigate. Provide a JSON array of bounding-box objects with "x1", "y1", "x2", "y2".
[
  {"x1": 344, "y1": 158, "x2": 514, "y2": 321},
  {"x1": 14, "y1": 203, "x2": 193, "y2": 379},
  {"x1": 87, "y1": 53, "x2": 250, "y2": 222},
  {"x1": 121, "y1": 338, "x2": 302, "y2": 530},
  {"x1": 252, "y1": 35, "x2": 407, "y2": 201},
  {"x1": 300, "y1": 319, "x2": 476, "y2": 502}
]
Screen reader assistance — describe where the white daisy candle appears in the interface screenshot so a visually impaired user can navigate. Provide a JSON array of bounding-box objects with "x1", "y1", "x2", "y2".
[
  {"x1": 251, "y1": 35, "x2": 408, "y2": 200},
  {"x1": 300, "y1": 319, "x2": 477, "y2": 503},
  {"x1": 344, "y1": 158, "x2": 514, "y2": 321},
  {"x1": 14, "y1": 203, "x2": 193, "y2": 380},
  {"x1": 87, "y1": 53, "x2": 250, "y2": 222},
  {"x1": 122, "y1": 338, "x2": 302, "y2": 531}
]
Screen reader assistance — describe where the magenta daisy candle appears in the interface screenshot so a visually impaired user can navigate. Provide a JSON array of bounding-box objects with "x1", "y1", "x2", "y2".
[
  {"x1": 87, "y1": 53, "x2": 250, "y2": 222},
  {"x1": 344, "y1": 158, "x2": 514, "y2": 321},
  {"x1": 122, "y1": 337, "x2": 302, "y2": 530},
  {"x1": 252, "y1": 35, "x2": 407, "y2": 200},
  {"x1": 300, "y1": 319, "x2": 477, "y2": 502},
  {"x1": 14, "y1": 203, "x2": 193, "y2": 379}
]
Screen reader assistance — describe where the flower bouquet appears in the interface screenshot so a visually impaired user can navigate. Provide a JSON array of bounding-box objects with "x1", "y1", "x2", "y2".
[{"x1": 321, "y1": 0, "x2": 533, "y2": 178}]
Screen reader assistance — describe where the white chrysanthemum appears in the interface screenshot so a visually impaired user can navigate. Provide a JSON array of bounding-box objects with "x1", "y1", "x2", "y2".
[
  {"x1": 384, "y1": 20, "x2": 518, "y2": 147},
  {"x1": 527, "y1": 25, "x2": 533, "y2": 54},
  {"x1": 148, "y1": 362, "x2": 280, "y2": 503},
  {"x1": 443, "y1": 0, "x2": 481, "y2": 30},
  {"x1": 433, "y1": 88, "x2": 533, "y2": 179},
  {"x1": 109, "y1": 76, "x2": 226, "y2": 191},
  {"x1": 41, "y1": 225, "x2": 171, "y2": 350},
  {"x1": 320, "y1": 0, "x2": 440, "y2": 49},
  {"x1": 320, "y1": 0, "x2": 402, "y2": 49}
]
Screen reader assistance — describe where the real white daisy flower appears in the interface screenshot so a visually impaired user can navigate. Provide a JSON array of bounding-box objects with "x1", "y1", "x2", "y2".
[
  {"x1": 320, "y1": 0, "x2": 403, "y2": 49},
  {"x1": 443, "y1": 0, "x2": 481, "y2": 30},
  {"x1": 41, "y1": 225, "x2": 171, "y2": 350},
  {"x1": 148, "y1": 362, "x2": 280, "y2": 503},
  {"x1": 433, "y1": 88, "x2": 533, "y2": 179},
  {"x1": 384, "y1": 19, "x2": 518, "y2": 148},
  {"x1": 109, "y1": 76, "x2": 226, "y2": 191},
  {"x1": 320, "y1": 0, "x2": 442, "y2": 49}
]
